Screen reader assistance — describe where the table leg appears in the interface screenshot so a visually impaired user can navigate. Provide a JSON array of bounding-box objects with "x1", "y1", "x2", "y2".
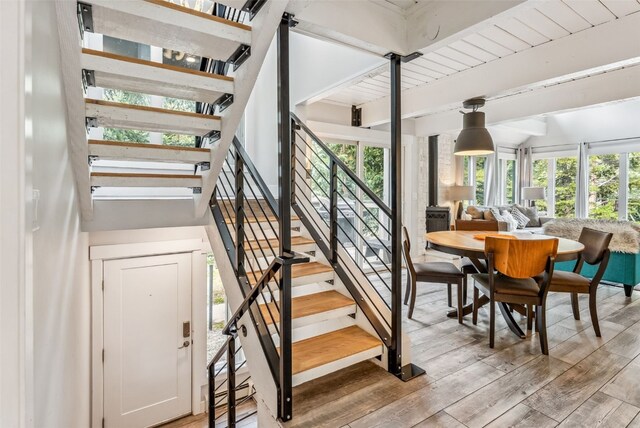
[
  {"x1": 499, "y1": 302, "x2": 526, "y2": 338},
  {"x1": 448, "y1": 295, "x2": 488, "y2": 318}
]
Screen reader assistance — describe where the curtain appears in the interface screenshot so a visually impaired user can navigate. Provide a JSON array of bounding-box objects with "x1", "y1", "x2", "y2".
[
  {"x1": 517, "y1": 146, "x2": 532, "y2": 204},
  {"x1": 484, "y1": 150, "x2": 500, "y2": 206},
  {"x1": 576, "y1": 142, "x2": 589, "y2": 218}
]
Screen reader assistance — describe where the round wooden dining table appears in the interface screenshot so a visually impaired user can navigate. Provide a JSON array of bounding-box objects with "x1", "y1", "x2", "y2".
[{"x1": 424, "y1": 230, "x2": 585, "y2": 338}]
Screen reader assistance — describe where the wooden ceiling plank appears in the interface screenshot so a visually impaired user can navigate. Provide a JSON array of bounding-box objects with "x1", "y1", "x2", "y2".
[
  {"x1": 497, "y1": 17, "x2": 551, "y2": 46},
  {"x1": 403, "y1": 61, "x2": 447, "y2": 79},
  {"x1": 599, "y1": 0, "x2": 640, "y2": 17},
  {"x1": 535, "y1": 1, "x2": 592, "y2": 33},
  {"x1": 463, "y1": 33, "x2": 514, "y2": 58},
  {"x1": 563, "y1": 0, "x2": 616, "y2": 26},
  {"x1": 521, "y1": 8, "x2": 571, "y2": 40},
  {"x1": 449, "y1": 39, "x2": 499, "y2": 63},
  {"x1": 423, "y1": 51, "x2": 470, "y2": 72},
  {"x1": 413, "y1": 57, "x2": 458, "y2": 75},
  {"x1": 479, "y1": 25, "x2": 531, "y2": 52},
  {"x1": 435, "y1": 46, "x2": 484, "y2": 67}
]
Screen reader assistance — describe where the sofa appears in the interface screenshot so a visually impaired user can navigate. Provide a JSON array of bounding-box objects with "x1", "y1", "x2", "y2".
[
  {"x1": 543, "y1": 219, "x2": 640, "y2": 297},
  {"x1": 460, "y1": 204, "x2": 554, "y2": 233}
]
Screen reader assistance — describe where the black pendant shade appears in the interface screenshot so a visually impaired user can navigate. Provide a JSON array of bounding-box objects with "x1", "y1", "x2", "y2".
[{"x1": 454, "y1": 110, "x2": 494, "y2": 156}]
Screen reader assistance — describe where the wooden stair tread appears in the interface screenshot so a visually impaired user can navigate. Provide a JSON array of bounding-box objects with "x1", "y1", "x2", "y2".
[
  {"x1": 89, "y1": 140, "x2": 210, "y2": 152},
  {"x1": 90, "y1": 172, "x2": 202, "y2": 189},
  {"x1": 259, "y1": 291, "x2": 354, "y2": 325},
  {"x1": 85, "y1": 99, "x2": 221, "y2": 120},
  {"x1": 86, "y1": 0, "x2": 251, "y2": 61},
  {"x1": 247, "y1": 262, "x2": 332, "y2": 285},
  {"x1": 244, "y1": 236, "x2": 314, "y2": 251},
  {"x1": 82, "y1": 48, "x2": 233, "y2": 103},
  {"x1": 290, "y1": 326, "x2": 381, "y2": 375},
  {"x1": 91, "y1": 172, "x2": 201, "y2": 179}
]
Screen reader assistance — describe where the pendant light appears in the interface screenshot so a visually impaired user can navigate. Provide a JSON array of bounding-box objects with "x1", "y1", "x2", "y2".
[{"x1": 454, "y1": 98, "x2": 494, "y2": 156}]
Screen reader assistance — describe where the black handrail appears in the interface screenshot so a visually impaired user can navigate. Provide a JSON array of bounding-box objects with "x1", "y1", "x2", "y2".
[{"x1": 291, "y1": 113, "x2": 392, "y2": 218}]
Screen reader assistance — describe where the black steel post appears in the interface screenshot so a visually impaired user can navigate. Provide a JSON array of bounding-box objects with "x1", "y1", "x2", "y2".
[
  {"x1": 277, "y1": 12, "x2": 293, "y2": 422},
  {"x1": 208, "y1": 363, "x2": 215, "y2": 427},
  {"x1": 235, "y1": 150, "x2": 245, "y2": 276},
  {"x1": 428, "y1": 135, "x2": 439, "y2": 206},
  {"x1": 227, "y1": 335, "x2": 236, "y2": 427},
  {"x1": 329, "y1": 158, "x2": 338, "y2": 264},
  {"x1": 388, "y1": 53, "x2": 403, "y2": 376}
]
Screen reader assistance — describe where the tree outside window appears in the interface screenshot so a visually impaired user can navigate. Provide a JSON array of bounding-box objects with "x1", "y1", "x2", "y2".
[
  {"x1": 532, "y1": 159, "x2": 549, "y2": 213},
  {"x1": 629, "y1": 152, "x2": 640, "y2": 222},
  {"x1": 475, "y1": 157, "x2": 486, "y2": 205},
  {"x1": 555, "y1": 157, "x2": 577, "y2": 218},
  {"x1": 589, "y1": 154, "x2": 620, "y2": 220}
]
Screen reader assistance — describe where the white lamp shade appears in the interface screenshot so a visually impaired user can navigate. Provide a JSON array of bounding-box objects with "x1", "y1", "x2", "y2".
[
  {"x1": 522, "y1": 186, "x2": 546, "y2": 200},
  {"x1": 449, "y1": 185, "x2": 475, "y2": 201}
]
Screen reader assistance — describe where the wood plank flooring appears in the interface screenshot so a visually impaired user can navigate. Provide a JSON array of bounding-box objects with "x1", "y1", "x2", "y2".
[{"x1": 163, "y1": 280, "x2": 640, "y2": 428}]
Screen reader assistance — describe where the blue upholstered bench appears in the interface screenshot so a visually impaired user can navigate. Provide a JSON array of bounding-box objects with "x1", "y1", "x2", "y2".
[{"x1": 555, "y1": 252, "x2": 640, "y2": 297}]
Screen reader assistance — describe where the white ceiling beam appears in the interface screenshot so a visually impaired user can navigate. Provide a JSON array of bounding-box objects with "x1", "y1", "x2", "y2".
[
  {"x1": 307, "y1": 120, "x2": 414, "y2": 146},
  {"x1": 362, "y1": 10, "x2": 640, "y2": 127},
  {"x1": 494, "y1": 118, "x2": 547, "y2": 137},
  {"x1": 414, "y1": 65, "x2": 640, "y2": 136},
  {"x1": 406, "y1": 0, "x2": 527, "y2": 53},
  {"x1": 287, "y1": 0, "x2": 407, "y2": 56}
]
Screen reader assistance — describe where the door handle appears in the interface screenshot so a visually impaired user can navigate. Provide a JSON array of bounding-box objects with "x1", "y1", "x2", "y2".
[{"x1": 178, "y1": 340, "x2": 190, "y2": 349}]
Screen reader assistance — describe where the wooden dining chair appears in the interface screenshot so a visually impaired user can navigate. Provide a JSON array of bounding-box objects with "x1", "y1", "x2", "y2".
[
  {"x1": 455, "y1": 220, "x2": 500, "y2": 297},
  {"x1": 472, "y1": 236, "x2": 558, "y2": 354},
  {"x1": 543, "y1": 228, "x2": 613, "y2": 337},
  {"x1": 402, "y1": 227, "x2": 466, "y2": 322}
]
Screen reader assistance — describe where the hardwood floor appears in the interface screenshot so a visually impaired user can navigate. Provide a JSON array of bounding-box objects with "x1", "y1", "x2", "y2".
[{"x1": 165, "y1": 281, "x2": 640, "y2": 427}]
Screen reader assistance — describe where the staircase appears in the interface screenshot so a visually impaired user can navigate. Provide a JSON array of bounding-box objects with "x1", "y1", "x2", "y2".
[{"x1": 67, "y1": 2, "x2": 420, "y2": 426}]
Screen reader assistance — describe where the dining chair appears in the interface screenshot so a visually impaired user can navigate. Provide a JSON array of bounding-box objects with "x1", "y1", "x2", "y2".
[
  {"x1": 543, "y1": 227, "x2": 613, "y2": 337},
  {"x1": 402, "y1": 227, "x2": 466, "y2": 322},
  {"x1": 455, "y1": 220, "x2": 500, "y2": 299},
  {"x1": 472, "y1": 236, "x2": 558, "y2": 354}
]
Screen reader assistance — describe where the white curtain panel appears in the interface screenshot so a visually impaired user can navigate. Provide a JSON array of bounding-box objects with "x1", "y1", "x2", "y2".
[
  {"x1": 576, "y1": 142, "x2": 589, "y2": 218},
  {"x1": 516, "y1": 146, "x2": 532, "y2": 203},
  {"x1": 484, "y1": 150, "x2": 500, "y2": 206}
]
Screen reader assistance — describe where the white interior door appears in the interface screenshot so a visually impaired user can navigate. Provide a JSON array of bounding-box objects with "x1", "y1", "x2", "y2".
[{"x1": 104, "y1": 253, "x2": 192, "y2": 428}]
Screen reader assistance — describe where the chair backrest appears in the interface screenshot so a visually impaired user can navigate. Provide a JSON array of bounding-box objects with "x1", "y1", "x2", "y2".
[
  {"x1": 455, "y1": 220, "x2": 499, "y2": 231},
  {"x1": 485, "y1": 237, "x2": 558, "y2": 279},
  {"x1": 402, "y1": 226, "x2": 416, "y2": 278},
  {"x1": 578, "y1": 227, "x2": 613, "y2": 265}
]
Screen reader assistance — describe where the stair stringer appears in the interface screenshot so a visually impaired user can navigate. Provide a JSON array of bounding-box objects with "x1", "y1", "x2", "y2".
[
  {"x1": 204, "y1": 220, "x2": 279, "y2": 419},
  {"x1": 291, "y1": 191, "x2": 415, "y2": 371},
  {"x1": 194, "y1": 1, "x2": 289, "y2": 217}
]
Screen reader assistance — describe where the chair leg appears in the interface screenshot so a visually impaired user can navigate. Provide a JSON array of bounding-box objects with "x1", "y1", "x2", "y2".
[
  {"x1": 589, "y1": 292, "x2": 601, "y2": 338},
  {"x1": 408, "y1": 279, "x2": 417, "y2": 319},
  {"x1": 404, "y1": 271, "x2": 411, "y2": 305},
  {"x1": 571, "y1": 292, "x2": 580, "y2": 320},
  {"x1": 472, "y1": 286, "x2": 479, "y2": 325},
  {"x1": 447, "y1": 284, "x2": 452, "y2": 308},
  {"x1": 536, "y1": 304, "x2": 549, "y2": 355},
  {"x1": 462, "y1": 276, "x2": 468, "y2": 305},
  {"x1": 527, "y1": 304, "x2": 533, "y2": 331},
  {"x1": 457, "y1": 282, "x2": 464, "y2": 324},
  {"x1": 489, "y1": 299, "x2": 495, "y2": 348}
]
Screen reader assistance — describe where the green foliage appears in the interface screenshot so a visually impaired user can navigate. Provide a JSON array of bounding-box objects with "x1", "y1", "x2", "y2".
[
  {"x1": 532, "y1": 159, "x2": 549, "y2": 213},
  {"x1": 555, "y1": 157, "x2": 577, "y2": 218},
  {"x1": 162, "y1": 97, "x2": 196, "y2": 147},
  {"x1": 102, "y1": 89, "x2": 150, "y2": 142},
  {"x1": 475, "y1": 156, "x2": 486, "y2": 205},
  {"x1": 504, "y1": 160, "x2": 516, "y2": 204},
  {"x1": 629, "y1": 152, "x2": 640, "y2": 222},
  {"x1": 589, "y1": 154, "x2": 620, "y2": 220},
  {"x1": 364, "y1": 146, "x2": 384, "y2": 198}
]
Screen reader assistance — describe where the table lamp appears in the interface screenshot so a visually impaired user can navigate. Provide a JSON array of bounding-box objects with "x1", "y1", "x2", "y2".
[
  {"x1": 522, "y1": 186, "x2": 546, "y2": 208},
  {"x1": 449, "y1": 185, "x2": 475, "y2": 219}
]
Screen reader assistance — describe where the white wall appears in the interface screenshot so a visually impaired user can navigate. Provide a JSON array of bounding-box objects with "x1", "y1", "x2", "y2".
[
  {"x1": 30, "y1": 2, "x2": 91, "y2": 427},
  {"x1": 526, "y1": 97, "x2": 640, "y2": 148}
]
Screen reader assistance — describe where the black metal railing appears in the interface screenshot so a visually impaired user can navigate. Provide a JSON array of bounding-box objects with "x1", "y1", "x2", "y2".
[
  {"x1": 208, "y1": 136, "x2": 304, "y2": 426},
  {"x1": 290, "y1": 113, "x2": 400, "y2": 370}
]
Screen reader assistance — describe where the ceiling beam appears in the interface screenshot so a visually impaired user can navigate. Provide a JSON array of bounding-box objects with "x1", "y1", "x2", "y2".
[
  {"x1": 494, "y1": 118, "x2": 547, "y2": 137},
  {"x1": 406, "y1": 0, "x2": 527, "y2": 53},
  {"x1": 414, "y1": 65, "x2": 640, "y2": 136},
  {"x1": 287, "y1": 0, "x2": 407, "y2": 56},
  {"x1": 362, "y1": 10, "x2": 640, "y2": 127}
]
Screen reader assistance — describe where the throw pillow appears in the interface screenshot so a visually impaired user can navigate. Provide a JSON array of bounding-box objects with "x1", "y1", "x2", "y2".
[
  {"x1": 511, "y1": 208, "x2": 530, "y2": 229},
  {"x1": 484, "y1": 210, "x2": 497, "y2": 221},
  {"x1": 490, "y1": 208, "x2": 504, "y2": 221},
  {"x1": 467, "y1": 206, "x2": 485, "y2": 220},
  {"x1": 501, "y1": 210, "x2": 518, "y2": 232},
  {"x1": 514, "y1": 204, "x2": 540, "y2": 227},
  {"x1": 461, "y1": 211, "x2": 473, "y2": 221}
]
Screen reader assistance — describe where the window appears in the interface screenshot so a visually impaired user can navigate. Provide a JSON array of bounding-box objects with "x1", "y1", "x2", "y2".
[
  {"x1": 500, "y1": 158, "x2": 516, "y2": 205},
  {"x1": 555, "y1": 157, "x2": 577, "y2": 218},
  {"x1": 532, "y1": 159, "x2": 549, "y2": 213},
  {"x1": 589, "y1": 154, "x2": 620, "y2": 220},
  {"x1": 462, "y1": 156, "x2": 487, "y2": 205}
]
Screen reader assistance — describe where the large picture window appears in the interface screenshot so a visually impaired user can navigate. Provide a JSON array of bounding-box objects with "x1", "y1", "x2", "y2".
[
  {"x1": 629, "y1": 152, "x2": 640, "y2": 222},
  {"x1": 532, "y1": 155, "x2": 577, "y2": 217},
  {"x1": 588, "y1": 154, "x2": 620, "y2": 220},
  {"x1": 462, "y1": 156, "x2": 487, "y2": 205}
]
